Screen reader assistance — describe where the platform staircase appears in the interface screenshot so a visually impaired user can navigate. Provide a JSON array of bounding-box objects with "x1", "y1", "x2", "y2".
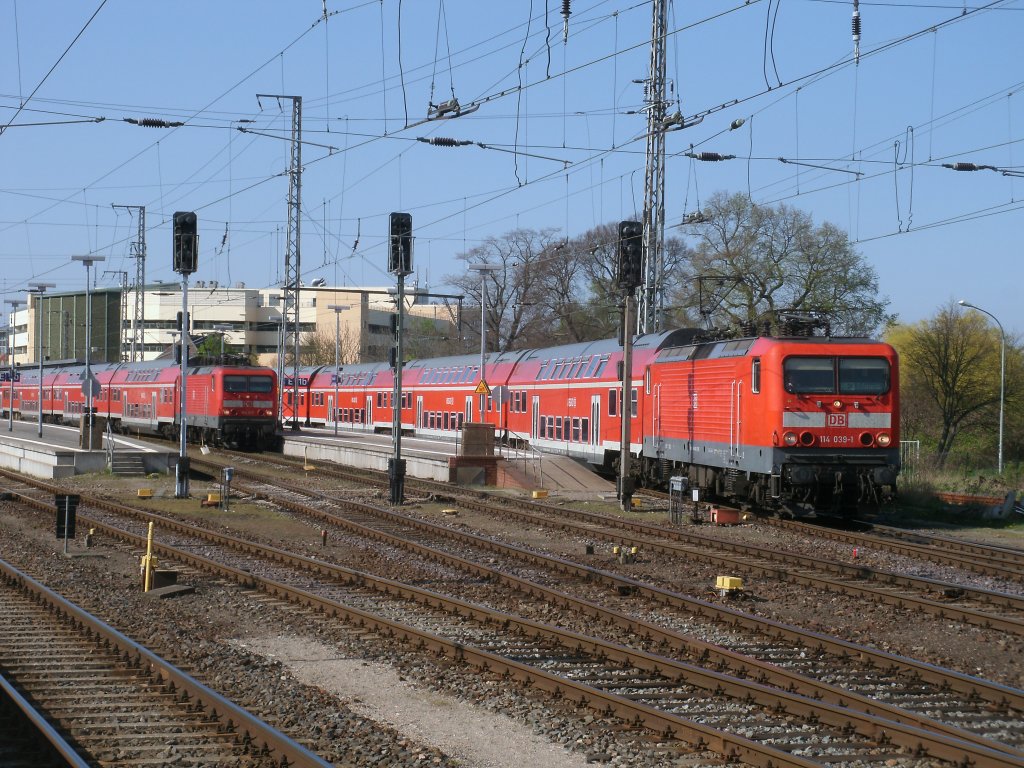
[{"x1": 109, "y1": 453, "x2": 148, "y2": 477}]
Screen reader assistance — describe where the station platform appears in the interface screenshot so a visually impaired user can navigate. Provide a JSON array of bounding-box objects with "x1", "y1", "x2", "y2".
[{"x1": 0, "y1": 419, "x2": 176, "y2": 480}]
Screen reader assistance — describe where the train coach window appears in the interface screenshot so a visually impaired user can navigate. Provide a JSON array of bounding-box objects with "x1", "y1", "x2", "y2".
[
  {"x1": 608, "y1": 388, "x2": 617, "y2": 417},
  {"x1": 839, "y1": 358, "x2": 890, "y2": 394},
  {"x1": 783, "y1": 357, "x2": 835, "y2": 394}
]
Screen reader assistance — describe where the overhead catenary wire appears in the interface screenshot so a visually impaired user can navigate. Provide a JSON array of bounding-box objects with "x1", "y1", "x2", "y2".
[
  {"x1": 3, "y1": 0, "x2": 1019, "y2": 296},
  {"x1": 0, "y1": 0, "x2": 110, "y2": 137}
]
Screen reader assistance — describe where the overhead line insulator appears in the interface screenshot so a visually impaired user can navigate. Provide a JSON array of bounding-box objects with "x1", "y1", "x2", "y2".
[
  {"x1": 123, "y1": 117, "x2": 184, "y2": 128},
  {"x1": 942, "y1": 162, "x2": 995, "y2": 172},
  {"x1": 685, "y1": 152, "x2": 735, "y2": 162},
  {"x1": 417, "y1": 137, "x2": 473, "y2": 147}
]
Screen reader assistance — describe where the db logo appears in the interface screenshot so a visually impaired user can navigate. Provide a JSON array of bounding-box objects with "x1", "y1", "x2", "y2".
[{"x1": 827, "y1": 413, "x2": 847, "y2": 427}]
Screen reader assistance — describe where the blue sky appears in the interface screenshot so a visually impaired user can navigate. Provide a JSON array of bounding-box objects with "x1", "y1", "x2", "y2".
[{"x1": 2, "y1": 0, "x2": 1021, "y2": 336}]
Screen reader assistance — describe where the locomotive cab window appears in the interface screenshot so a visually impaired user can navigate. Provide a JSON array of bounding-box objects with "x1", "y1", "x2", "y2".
[
  {"x1": 839, "y1": 357, "x2": 890, "y2": 394},
  {"x1": 248, "y1": 376, "x2": 273, "y2": 393},
  {"x1": 784, "y1": 356, "x2": 890, "y2": 395},
  {"x1": 751, "y1": 357, "x2": 761, "y2": 394},
  {"x1": 783, "y1": 358, "x2": 835, "y2": 394},
  {"x1": 224, "y1": 375, "x2": 273, "y2": 393}
]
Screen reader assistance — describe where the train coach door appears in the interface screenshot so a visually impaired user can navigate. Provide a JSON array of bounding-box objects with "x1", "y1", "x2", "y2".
[
  {"x1": 365, "y1": 396, "x2": 372, "y2": 430},
  {"x1": 590, "y1": 395, "x2": 600, "y2": 446},
  {"x1": 151, "y1": 393, "x2": 158, "y2": 431},
  {"x1": 327, "y1": 395, "x2": 335, "y2": 428},
  {"x1": 416, "y1": 396, "x2": 423, "y2": 431},
  {"x1": 531, "y1": 396, "x2": 540, "y2": 440}
]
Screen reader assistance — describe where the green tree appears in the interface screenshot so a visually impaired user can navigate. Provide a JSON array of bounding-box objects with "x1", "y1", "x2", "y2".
[
  {"x1": 678, "y1": 191, "x2": 893, "y2": 335},
  {"x1": 887, "y1": 301, "x2": 1018, "y2": 468}
]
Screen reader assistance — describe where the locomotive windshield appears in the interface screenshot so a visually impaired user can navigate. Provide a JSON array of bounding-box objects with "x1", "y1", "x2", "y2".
[
  {"x1": 783, "y1": 356, "x2": 890, "y2": 395},
  {"x1": 224, "y1": 375, "x2": 274, "y2": 393}
]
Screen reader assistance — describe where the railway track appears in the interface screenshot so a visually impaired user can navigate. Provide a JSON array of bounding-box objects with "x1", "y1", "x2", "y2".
[
  {"x1": 4, "y1": 466, "x2": 1024, "y2": 767},
  {"x1": 759, "y1": 516, "x2": 1024, "y2": 582},
  {"x1": 0, "y1": 554, "x2": 330, "y2": 768},
  {"x1": 206, "y1": 452, "x2": 1024, "y2": 634}
]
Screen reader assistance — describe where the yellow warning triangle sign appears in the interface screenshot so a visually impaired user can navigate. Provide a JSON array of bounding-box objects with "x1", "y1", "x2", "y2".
[{"x1": 474, "y1": 380, "x2": 491, "y2": 395}]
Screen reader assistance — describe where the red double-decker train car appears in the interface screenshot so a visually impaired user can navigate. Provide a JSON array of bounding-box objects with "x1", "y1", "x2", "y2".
[
  {"x1": 284, "y1": 327, "x2": 899, "y2": 513},
  {"x1": 7, "y1": 359, "x2": 279, "y2": 450}
]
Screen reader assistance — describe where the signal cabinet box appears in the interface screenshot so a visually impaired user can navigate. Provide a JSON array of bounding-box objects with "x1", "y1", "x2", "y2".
[{"x1": 710, "y1": 507, "x2": 742, "y2": 525}]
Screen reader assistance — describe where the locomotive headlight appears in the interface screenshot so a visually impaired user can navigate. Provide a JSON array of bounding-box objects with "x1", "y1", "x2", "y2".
[
  {"x1": 783, "y1": 431, "x2": 798, "y2": 446},
  {"x1": 833, "y1": 400, "x2": 842, "y2": 408},
  {"x1": 876, "y1": 433, "x2": 892, "y2": 447}
]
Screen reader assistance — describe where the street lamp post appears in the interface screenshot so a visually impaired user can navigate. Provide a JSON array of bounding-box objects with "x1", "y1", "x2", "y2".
[
  {"x1": 468, "y1": 263, "x2": 501, "y2": 422},
  {"x1": 958, "y1": 300, "x2": 1006, "y2": 473},
  {"x1": 28, "y1": 283, "x2": 55, "y2": 438},
  {"x1": 326, "y1": 305, "x2": 350, "y2": 436},
  {"x1": 72, "y1": 255, "x2": 105, "y2": 451},
  {"x1": 5, "y1": 298, "x2": 24, "y2": 432}
]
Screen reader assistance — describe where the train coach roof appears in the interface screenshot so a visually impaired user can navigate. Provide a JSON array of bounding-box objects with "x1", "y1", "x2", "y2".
[{"x1": 511, "y1": 327, "x2": 703, "y2": 363}]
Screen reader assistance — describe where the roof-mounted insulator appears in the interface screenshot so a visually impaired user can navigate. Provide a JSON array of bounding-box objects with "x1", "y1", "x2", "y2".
[
  {"x1": 686, "y1": 151, "x2": 735, "y2": 162},
  {"x1": 417, "y1": 137, "x2": 473, "y2": 147},
  {"x1": 852, "y1": 1, "x2": 861, "y2": 65},
  {"x1": 562, "y1": 0, "x2": 572, "y2": 43}
]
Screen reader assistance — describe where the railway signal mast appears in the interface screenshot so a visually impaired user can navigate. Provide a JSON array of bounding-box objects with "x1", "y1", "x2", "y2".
[
  {"x1": 617, "y1": 222, "x2": 643, "y2": 512},
  {"x1": 388, "y1": 212, "x2": 413, "y2": 505},
  {"x1": 172, "y1": 211, "x2": 198, "y2": 499}
]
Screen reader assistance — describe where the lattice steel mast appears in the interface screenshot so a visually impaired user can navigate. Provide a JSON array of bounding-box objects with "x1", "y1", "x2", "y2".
[
  {"x1": 113, "y1": 204, "x2": 146, "y2": 361},
  {"x1": 638, "y1": 0, "x2": 669, "y2": 334},
  {"x1": 258, "y1": 94, "x2": 303, "y2": 429}
]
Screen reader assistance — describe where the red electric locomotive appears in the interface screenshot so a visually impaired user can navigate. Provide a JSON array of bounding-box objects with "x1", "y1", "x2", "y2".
[
  {"x1": 644, "y1": 334, "x2": 899, "y2": 513},
  {"x1": 11, "y1": 359, "x2": 279, "y2": 450}
]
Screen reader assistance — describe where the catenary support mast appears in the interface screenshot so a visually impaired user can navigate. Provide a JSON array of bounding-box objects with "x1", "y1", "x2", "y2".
[
  {"x1": 259, "y1": 94, "x2": 303, "y2": 428},
  {"x1": 639, "y1": 0, "x2": 669, "y2": 334},
  {"x1": 113, "y1": 205, "x2": 146, "y2": 361}
]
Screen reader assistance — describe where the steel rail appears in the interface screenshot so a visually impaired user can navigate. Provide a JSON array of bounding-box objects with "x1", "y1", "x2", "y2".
[
  {"x1": 760, "y1": 516, "x2": 1024, "y2": 581},
  {"x1": 0, "y1": 556, "x2": 332, "y2": 768},
  {"x1": 0, "y1": 671, "x2": 92, "y2": 768},
  {"x1": 857, "y1": 520, "x2": 1024, "y2": 561},
  {"x1": 3, "y1": 471, "x2": 1022, "y2": 767}
]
